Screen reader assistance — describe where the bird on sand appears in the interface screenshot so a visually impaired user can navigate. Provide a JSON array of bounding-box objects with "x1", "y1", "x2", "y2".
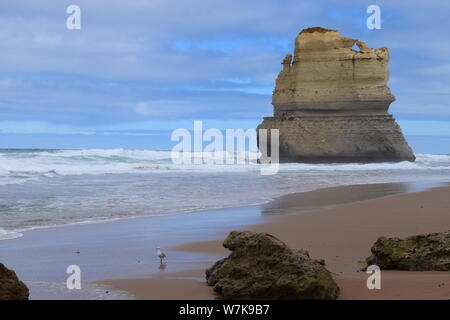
[{"x1": 156, "y1": 247, "x2": 166, "y2": 264}]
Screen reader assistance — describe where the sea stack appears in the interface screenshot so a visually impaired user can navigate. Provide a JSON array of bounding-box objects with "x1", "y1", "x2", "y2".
[{"x1": 257, "y1": 27, "x2": 415, "y2": 163}]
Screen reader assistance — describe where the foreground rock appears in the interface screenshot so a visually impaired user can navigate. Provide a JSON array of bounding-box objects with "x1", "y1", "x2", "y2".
[
  {"x1": 366, "y1": 231, "x2": 450, "y2": 271},
  {"x1": 257, "y1": 27, "x2": 415, "y2": 163},
  {"x1": 206, "y1": 230, "x2": 339, "y2": 299},
  {"x1": 0, "y1": 263, "x2": 29, "y2": 300}
]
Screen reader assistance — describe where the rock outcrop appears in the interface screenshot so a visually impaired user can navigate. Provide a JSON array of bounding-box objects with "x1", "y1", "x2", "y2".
[
  {"x1": 0, "y1": 263, "x2": 29, "y2": 300},
  {"x1": 366, "y1": 231, "x2": 450, "y2": 271},
  {"x1": 205, "y1": 230, "x2": 340, "y2": 300},
  {"x1": 257, "y1": 27, "x2": 415, "y2": 163}
]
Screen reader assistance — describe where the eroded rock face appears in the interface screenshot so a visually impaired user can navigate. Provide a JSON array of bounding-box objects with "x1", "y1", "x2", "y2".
[
  {"x1": 257, "y1": 27, "x2": 415, "y2": 163},
  {"x1": 366, "y1": 231, "x2": 450, "y2": 271},
  {"x1": 0, "y1": 263, "x2": 29, "y2": 300},
  {"x1": 206, "y1": 230, "x2": 340, "y2": 300}
]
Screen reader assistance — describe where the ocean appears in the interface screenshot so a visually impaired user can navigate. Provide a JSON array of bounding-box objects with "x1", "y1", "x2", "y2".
[{"x1": 1, "y1": 148, "x2": 450, "y2": 241}]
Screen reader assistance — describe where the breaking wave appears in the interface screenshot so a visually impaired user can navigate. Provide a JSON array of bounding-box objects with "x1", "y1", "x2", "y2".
[
  {"x1": 1, "y1": 149, "x2": 450, "y2": 239},
  {"x1": 0, "y1": 149, "x2": 449, "y2": 186}
]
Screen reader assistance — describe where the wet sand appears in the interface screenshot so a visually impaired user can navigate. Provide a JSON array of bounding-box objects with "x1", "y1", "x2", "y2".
[
  {"x1": 98, "y1": 182, "x2": 450, "y2": 300},
  {"x1": 0, "y1": 181, "x2": 448, "y2": 299},
  {"x1": 251, "y1": 183, "x2": 450, "y2": 299}
]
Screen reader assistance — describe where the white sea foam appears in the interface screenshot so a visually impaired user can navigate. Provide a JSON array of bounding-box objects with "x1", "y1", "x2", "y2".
[
  {"x1": 0, "y1": 149, "x2": 449, "y2": 182},
  {"x1": 0, "y1": 227, "x2": 23, "y2": 240},
  {"x1": 1, "y1": 149, "x2": 450, "y2": 239}
]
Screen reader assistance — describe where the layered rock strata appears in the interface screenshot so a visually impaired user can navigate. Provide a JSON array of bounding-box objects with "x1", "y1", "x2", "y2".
[{"x1": 257, "y1": 27, "x2": 415, "y2": 163}]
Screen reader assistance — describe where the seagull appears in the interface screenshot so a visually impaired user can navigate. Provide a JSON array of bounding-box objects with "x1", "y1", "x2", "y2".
[{"x1": 156, "y1": 247, "x2": 166, "y2": 264}]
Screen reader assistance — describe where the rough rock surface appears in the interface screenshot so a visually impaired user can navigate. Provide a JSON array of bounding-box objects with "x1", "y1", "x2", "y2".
[
  {"x1": 257, "y1": 27, "x2": 415, "y2": 163},
  {"x1": 366, "y1": 231, "x2": 450, "y2": 271},
  {"x1": 0, "y1": 263, "x2": 29, "y2": 300},
  {"x1": 205, "y1": 230, "x2": 340, "y2": 300}
]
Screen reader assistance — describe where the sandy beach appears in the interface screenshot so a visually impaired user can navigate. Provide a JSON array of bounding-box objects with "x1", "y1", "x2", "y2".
[
  {"x1": 0, "y1": 181, "x2": 448, "y2": 299},
  {"x1": 94, "y1": 182, "x2": 450, "y2": 300}
]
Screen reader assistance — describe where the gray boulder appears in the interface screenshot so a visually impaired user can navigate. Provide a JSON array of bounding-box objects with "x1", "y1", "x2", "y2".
[
  {"x1": 206, "y1": 230, "x2": 340, "y2": 300},
  {"x1": 0, "y1": 263, "x2": 29, "y2": 300},
  {"x1": 366, "y1": 230, "x2": 450, "y2": 271}
]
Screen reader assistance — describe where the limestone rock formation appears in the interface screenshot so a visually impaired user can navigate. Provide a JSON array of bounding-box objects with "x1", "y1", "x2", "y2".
[
  {"x1": 0, "y1": 263, "x2": 29, "y2": 300},
  {"x1": 257, "y1": 27, "x2": 415, "y2": 163},
  {"x1": 205, "y1": 230, "x2": 340, "y2": 300},
  {"x1": 366, "y1": 231, "x2": 450, "y2": 271}
]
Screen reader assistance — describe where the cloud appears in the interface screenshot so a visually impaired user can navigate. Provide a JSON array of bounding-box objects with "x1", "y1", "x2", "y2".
[
  {"x1": 415, "y1": 64, "x2": 450, "y2": 77},
  {"x1": 0, "y1": 0, "x2": 449, "y2": 135}
]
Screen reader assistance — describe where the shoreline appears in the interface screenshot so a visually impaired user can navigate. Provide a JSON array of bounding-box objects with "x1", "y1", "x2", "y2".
[
  {"x1": 0, "y1": 181, "x2": 441, "y2": 242},
  {"x1": 97, "y1": 182, "x2": 450, "y2": 300},
  {"x1": 1, "y1": 181, "x2": 448, "y2": 299}
]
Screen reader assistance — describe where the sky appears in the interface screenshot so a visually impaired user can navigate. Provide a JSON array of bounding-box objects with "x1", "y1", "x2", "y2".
[{"x1": 0, "y1": 0, "x2": 449, "y2": 151}]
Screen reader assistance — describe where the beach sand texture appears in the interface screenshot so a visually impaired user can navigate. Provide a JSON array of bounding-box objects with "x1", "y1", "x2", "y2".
[{"x1": 98, "y1": 183, "x2": 450, "y2": 300}]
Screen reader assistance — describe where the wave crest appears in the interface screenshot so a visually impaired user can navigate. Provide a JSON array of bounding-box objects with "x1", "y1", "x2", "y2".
[{"x1": 0, "y1": 149, "x2": 449, "y2": 186}]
